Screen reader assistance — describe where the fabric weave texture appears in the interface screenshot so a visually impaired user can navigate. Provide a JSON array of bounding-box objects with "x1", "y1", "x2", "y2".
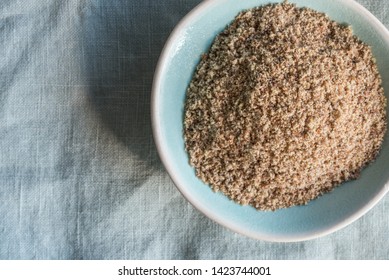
[{"x1": 0, "y1": 0, "x2": 388, "y2": 259}]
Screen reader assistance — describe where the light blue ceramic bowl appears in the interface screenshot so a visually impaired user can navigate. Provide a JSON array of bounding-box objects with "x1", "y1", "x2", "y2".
[{"x1": 152, "y1": 0, "x2": 389, "y2": 241}]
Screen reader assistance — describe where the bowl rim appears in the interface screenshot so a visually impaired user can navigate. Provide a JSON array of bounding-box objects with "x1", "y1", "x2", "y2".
[{"x1": 151, "y1": 0, "x2": 389, "y2": 242}]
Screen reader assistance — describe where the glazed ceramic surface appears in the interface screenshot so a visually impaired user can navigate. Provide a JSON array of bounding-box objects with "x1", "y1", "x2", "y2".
[{"x1": 152, "y1": 0, "x2": 389, "y2": 241}]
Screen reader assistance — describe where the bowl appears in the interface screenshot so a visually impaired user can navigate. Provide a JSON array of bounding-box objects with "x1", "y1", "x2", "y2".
[{"x1": 151, "y1": 0, "x2": 389, "y2": 242}]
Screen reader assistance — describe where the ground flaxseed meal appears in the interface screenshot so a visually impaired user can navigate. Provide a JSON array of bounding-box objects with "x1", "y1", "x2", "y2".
[{"x1": 183, "y1": 2, "x2": 387, "y2": 210}]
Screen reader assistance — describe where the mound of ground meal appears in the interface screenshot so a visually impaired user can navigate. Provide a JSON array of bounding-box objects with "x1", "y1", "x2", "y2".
[{"x1": 184, "y1": 2, "x2": 387, "y2": 210}]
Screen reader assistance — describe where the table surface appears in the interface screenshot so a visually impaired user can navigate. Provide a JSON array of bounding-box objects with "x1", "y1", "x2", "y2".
[{"x1": 0, "y1": 0, "x2": 388, "y2": 259}]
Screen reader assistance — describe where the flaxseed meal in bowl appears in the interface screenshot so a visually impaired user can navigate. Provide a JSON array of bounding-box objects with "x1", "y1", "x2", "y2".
[{"x1": 152, "y1": 0, "x2": 389, "y2": 241}]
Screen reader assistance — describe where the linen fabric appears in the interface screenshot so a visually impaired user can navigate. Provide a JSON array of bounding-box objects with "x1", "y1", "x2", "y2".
[{"x1": 0, "y1": 0, "x2": 388, "y2": 259}]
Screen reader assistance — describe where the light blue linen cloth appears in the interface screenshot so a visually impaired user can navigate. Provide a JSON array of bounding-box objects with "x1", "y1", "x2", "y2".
[{"x1": 0, "y1": 0, "x2": 388, "y2": 259}]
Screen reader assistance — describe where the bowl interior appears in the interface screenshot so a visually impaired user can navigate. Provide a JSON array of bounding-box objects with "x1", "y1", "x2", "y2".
[{"x1": 152, "y1": 0, "x2": 389, "y2": 241}]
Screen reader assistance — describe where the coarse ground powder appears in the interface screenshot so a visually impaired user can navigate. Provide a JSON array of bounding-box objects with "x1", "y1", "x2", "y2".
[{"x1": 183, "y1": 2, "x2": 387, "y2": 210}]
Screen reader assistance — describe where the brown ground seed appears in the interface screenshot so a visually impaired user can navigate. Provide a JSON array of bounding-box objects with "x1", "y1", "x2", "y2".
[{"x1": 183, "y1": 2, "x2": 387, "y2": 210}]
